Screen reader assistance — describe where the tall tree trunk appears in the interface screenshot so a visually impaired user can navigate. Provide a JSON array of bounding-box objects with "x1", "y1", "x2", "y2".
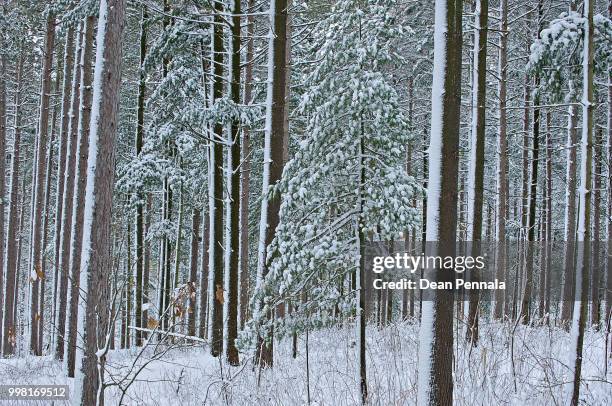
[
  {"x1": 66, "y1": 15, "x2": 95, "y2": 376},
  {"x1": 209, "y1": 0, "x2": 225, "y2": 357},
  {"x1": 403, "y1": 77, "x2": 414, "y2": 321},
  {"x1": 571, "y1": 0, "x2": 593, "y2": 403},
  {"x1": 493, "y1": 0, "x2": 508, "y2": 320},
  {"x1": 466, "y1": 0, "x2": 488, "y2": 345},
  {"x1": 171, "y1": 178, "x2": 183, "y2": 334},
  {"x1": 545, "y1": 111, "x2": 552, "y2": 323},
  {"x1": 40, "y1": 86, "x2": 59, "y2": 354},
  {"x1": 142, "y1": 194, "x2": 152, "y2": 341},
  {"x1": 357, "y1": 121, "x2": 367, "y2": 403},
  {"x1": 225, "y1": 0, "x2": 241, "y2": 366},
  {"x1": 29, "y1": 12, "x2": 55, "y2": 356},
  {"x1": 591, "y1": 127, "x2": 602, "y2": 328},
  {"x1": 2, "y1": 53, "x2": 24, "y2": 356},
  {"x1": 416, "y1": 0, "x2": 462, "y2": 403},
  {"x1": 0, "y1": 8, "x2": 7, "y2": 349},
  {"x1": 158, "y1": 0, "x2": 173, "y2": 335},
  {"x1": 199, "y1": 214, "x2": 209, "y2": 338},
  {"x1": 255, "y1": 0, "x2": 289, "y2": 368},
  {"x1": 520, "y1": 1, "x2": 542, "y2": 325},
  {"x1": 73, "y1": 0, "x2": 125, "y2": 403},
  {"x1": 561, "y1": 103, "x2": 579, "y2": 328},
  {"x1": 517, "y1": 69, "x2": 532, "y2": 320},
  {"x1": 134, "y1": 6, "x2": 147, "y2": 347},
  {"x1": 52, "y1": 27, "x2": 75, "y2": 345},
  {"x1": 126, "y1": 219, "x2": 132, "y2": 346},
  {"x1": 239, "y1": 0, "x2": 256, "y2": 330},
  {"x1": 55, "y1": 22, "x2": 84, "y2": 360},
  {"x1": 606, "y1": 6, "x2": 612, "y2": 347},
  {"x1": 188, "y1": 209, "x2": 200, "y2": 336}
]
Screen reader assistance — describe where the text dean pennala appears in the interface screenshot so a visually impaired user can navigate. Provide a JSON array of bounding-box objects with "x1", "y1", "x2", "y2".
[{"x1": 371, "y1": 253, "x2": 506, "y2": 290}]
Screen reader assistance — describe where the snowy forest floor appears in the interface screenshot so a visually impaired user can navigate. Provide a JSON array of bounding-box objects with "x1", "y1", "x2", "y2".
[{"x1": 1, "y1": 320, "x2": 611, "y2": 405}]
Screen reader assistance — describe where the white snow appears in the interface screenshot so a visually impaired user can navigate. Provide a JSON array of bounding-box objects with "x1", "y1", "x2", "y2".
[{"x1": 1, "y1": 321, "x2": 610, "y2": 405}]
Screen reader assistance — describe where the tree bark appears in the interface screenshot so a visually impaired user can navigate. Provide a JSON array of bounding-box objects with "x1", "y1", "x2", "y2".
[
  {"x1": 55, "y1": 22, "x2": 84, "y2": 360},
  {"x1": 209, "y1": 0, "x2": 225, "y2": 357},
  {"x1": 225, "y1": 0, "x2": 241, "y2": 366},
  {"x1": 493, "y1": 0, "x2": 508, "y2": 320},
  {"x1": 199, "y1": 214, "x2": 209, "y2": 338},
  {"x1": 134, "y1": 6, "x2": 147, "y2": 347},
  {"x1": 255, "y1": 0, "x2": 289, "y2": 369},
  {"x1": 466, "y1": 0, "x2": 488, "y2": 345},
  {"x1": 520, "y1": 1, "x2": 542, "y2": 325},
  {"x1": 66, "y1": 15, "x2": 95, "y2": 376},
  {"x1": 73, "y1": 0, "x2": 125, "y2": 403},
  {"x1": 188, "y1": 209, "x2": 200, "y2": 336},
  {"x1": 591, "y1": 127, "x2": 602, "y2": 328},
  {"x1": 416, "y1": 0, "x2": 462, "y2": 403},
  {"x1": 561, "y1": 103, "x2": 579, "y2": 328},
  {"x1": 239, "y1": 0, "x2": 256, "y2": 330},
  {"x1": 0, "y1": 7, "x2": 7, "y2": 348},
  {"x1": 545, "y1": 111, "x2": 553, "y2": 323},
  {"x1": 29, "y1": 12, "x2": 55, "y2": 356},
  {"x1": 52, "y1": 27, "x2": 75, "y2": 346},
  {"x1": 2, "y1": 53, "x2": 24, "y2": 356},
  {"x1": 571, "y1": 0, "x2": 594, "y2": 403}
]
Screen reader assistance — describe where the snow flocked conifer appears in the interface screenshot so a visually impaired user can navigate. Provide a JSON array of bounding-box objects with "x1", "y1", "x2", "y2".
[{"x1": 240, "y1": 0, "x2": 420, "y2": 351}]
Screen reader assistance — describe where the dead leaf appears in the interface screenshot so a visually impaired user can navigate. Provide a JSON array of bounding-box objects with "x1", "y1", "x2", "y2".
[
  {"x1": 35, "y1": 264, "x2": 44, "y2": 280},
  {"x1": 147, "y1": 317, "x2": 159, "y2": 329},
  {"x1": 215, "y1": 285, "x2": 224, "y2": 304}
]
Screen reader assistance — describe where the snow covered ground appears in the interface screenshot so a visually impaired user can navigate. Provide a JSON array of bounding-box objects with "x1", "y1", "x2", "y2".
[{"x1": 1, "y1": 320, "x2": 610, "y2": 405}]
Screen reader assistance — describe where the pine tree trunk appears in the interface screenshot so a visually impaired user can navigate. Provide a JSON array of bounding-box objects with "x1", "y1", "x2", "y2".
[
  {"x1": 55, "y1": 22, "x2": 84, "y2": 360},
  {"x1": 2, "y1": 53, "x2": 24, "y2": 356},
  {"x1": 561, "y1": 0, "x2": 580, "y2": 333},
  {"x1": 126, "y1": 219, "x2": 132, "y2": 346},
  {"x1": 199, "y1": 214, "x2": 209, "y2": 338},
  {"x1": 134, "y1": 6, "x2": 147, "y2": 347},
  {"x1": 357, "y1": 131, "x2": 367, "y2": 403},
  {"x1": 538, "y1": 132, "x2": 548, "y2": 321},
  {"x1": 545, "y1": 111, "x2": 553, "y2": 323},
  {"x1": 416, "y1": 0, "x2": 462, "y2": 403},
  {"x1": 591, "y1": 127, "x2": 602, "y2": 328},
  {"x1": 571, "y1": 1, "x2": 594, "y2": 403},
  {"x1": 520, "y1": 2, "x2": 542, "y2": 325},
  {"x1": 143, "y1": 193, "x2": 152, "y2": 341},
  {"x1": 606, "y1": 16, "x2": 612, "y2": 344},
  {"x1": 224, "y1": 0, "x2": 241, "y2": 366},
  {"x1": 209, "y1": 0, "x2": 225, "y2": 357},
  {"x1": 561, "y1": 103, "x2": 579, "y2": 328},
  {"x1": 517, "y1": 72, "x2": 531, "y2": 321},
  {"x1": 159, "y1": 0, "x2": 173, "y2": 335},
  {"x1": 466, "y1": 0, "x2": 488, "y2": 345},
  {"x1": 255, "y1": 0, "x2": 289, "y2": 368},
  {"x1": 171, "y1": 178, "x2": 183, "y2": 336},
  {"x1": 66, "y1": 14, "x2": 95, "y2": 376},
  {"x1": 73, "y1": 0, "x2": 125, "y2": 403},
  {"x1": 52, "y1": 28, "x2": 75, "y2": 345},
  {"x1": 40, "y1": 87, "x2": 59, "y2": 354},
  {"x1": 30, "y1": 12, "x2": 55, "y2": 356},
  {"x1": 0, "y1": 11, "x2": 7, "y2": 348},
  {"x1": 239, "y1": 0, "x2": 255, "y2": 330},
  {"x1": 188, "y1": 209, "x2": 200, "y2": 336},
  {"x1": 493, "y1": 0, "x2": 508, "y2": 320}
]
